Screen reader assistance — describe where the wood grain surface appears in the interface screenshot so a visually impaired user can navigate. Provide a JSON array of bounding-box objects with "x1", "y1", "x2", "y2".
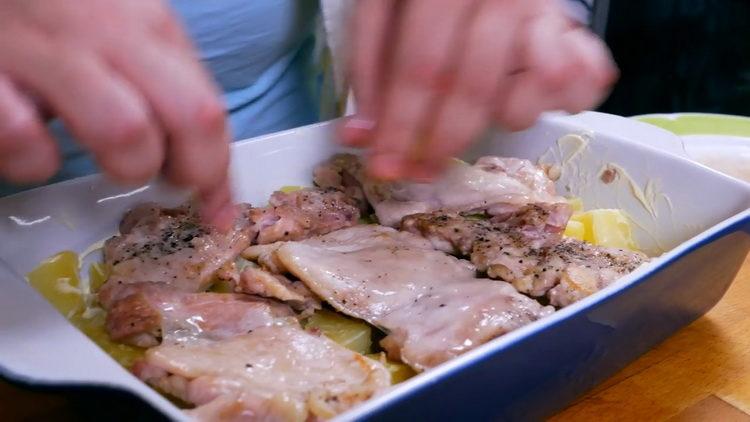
[
  {"x1": 2, "y1": 255, "x2": 749, "y2": 421},
  {"x1": 552, "y1": 253, "x2": 750, "y2": 421}
]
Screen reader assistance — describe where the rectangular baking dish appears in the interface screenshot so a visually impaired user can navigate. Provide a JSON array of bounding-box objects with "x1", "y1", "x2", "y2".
[{"x1": 1, "y1": 112, "x2": 748, "y2": 421}]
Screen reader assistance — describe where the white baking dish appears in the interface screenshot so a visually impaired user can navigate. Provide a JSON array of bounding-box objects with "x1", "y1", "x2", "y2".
[{"x1": 0, "y1": 112, "x2": 748, "y2": 420}]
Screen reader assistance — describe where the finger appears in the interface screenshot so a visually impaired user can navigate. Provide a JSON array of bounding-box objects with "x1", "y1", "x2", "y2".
[
  {"x1": 107, "y1": 39, "x2": 230, "y2": 196},
  {"x1": 198, "y1": 174, "x2": 235, "y2": 233},
  {"x1": 341, "y1": 0, "x2": 396, "y2": 147},
  {"x1": 0, "y1": 37, "x2": 164, "y2": 184},
  {"x1": 369, "y1": 0, "x2": 480, "y2": 180},
  {"x1": 495, "y1": 13, "x2": 617, "y2": 129},
  {"x1": 493, "y1": 8, "x2": 568, "y2": 130},
  {"x1": 0, "y1": 75, "x2": 59, "y2": 183},
  {"x1": 416, "y1": 0, "x2": 523, "y2": 179},
  {"x1": 554, "y1": 29, "x2": 619, "y2": 113}
]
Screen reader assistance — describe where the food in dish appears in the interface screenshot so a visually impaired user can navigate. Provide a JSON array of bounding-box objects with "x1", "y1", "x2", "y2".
[
  {"x1": 401, "y1": 205, "x2": 647, "y2": 307},
  {"x1": 276, "y1": 225, "x2": 553, "y2": 370},
  {"x1": 27, "y1": 153, "x2": 650, "y2": 420},
  {"x1": 313, "y1": 154, "x2": 563, "y2": 227}
]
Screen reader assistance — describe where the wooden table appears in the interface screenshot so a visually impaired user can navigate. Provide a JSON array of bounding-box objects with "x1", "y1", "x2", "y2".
[
  {"x1": 3, "y1": 255, "x2": 749, "y2": 421},
  {"x1": 552, "y1": 253, "x2": 750, "y2": 422}
]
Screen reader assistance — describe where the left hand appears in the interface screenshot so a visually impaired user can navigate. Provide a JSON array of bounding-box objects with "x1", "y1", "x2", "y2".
[{"x1": 342, "y1": 0, "x2": 618, "y2": 181}]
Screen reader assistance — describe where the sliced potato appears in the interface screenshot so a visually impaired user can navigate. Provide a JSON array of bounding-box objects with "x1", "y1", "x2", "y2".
[
  {"x1": 570, "y1": 212, "x2": 594, "y2": 243},
  {"x1": 279, "y1": 185, "x2": 304, "y2": 193},
  {"x1": 70, "y1": 311, "x2": 145, "y2": 368},
  {"x1": 366, "y1": 352, "x2": 416, "y2": 384},
  {"x1": 586, "y1": 209, "x2": 638, "y2": 250},
  {"x1": 27, "y1": 251, "x2": 84, "y2": 318},
  {"x1": 305, "y1": 309, "x2": 372, "y2": 355},
  {"x1": 28, "y1": 252, "x2": 144, "y2": 367},
  {"x1": 563, "y1": 220, "x2": 585, "y2": 241}
]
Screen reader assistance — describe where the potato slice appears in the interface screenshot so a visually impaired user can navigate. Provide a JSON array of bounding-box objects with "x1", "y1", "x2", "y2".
[
  {"x1": 279, "y1": 185, "x2": 304, "y2": 193},
  {"x1": 575, "y1": 209, "x2": 638, "y2": 250},
  {"x1": 305, "y1": 309, "x2": 372, "y2": 355},
  {"x1": 27, "y1": 251, "x2": 84, "y2": 318},
  {"x1": 563, "y1": 220, "x2": 585, "y2": 241},
  {"x1": 366, "y1": 352, "x2": 416, "y2": 384}
]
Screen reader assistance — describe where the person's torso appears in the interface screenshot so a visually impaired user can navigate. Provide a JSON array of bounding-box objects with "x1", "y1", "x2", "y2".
[{"x1": 172, "y1": 0, "x2": 319, "y2": 110}]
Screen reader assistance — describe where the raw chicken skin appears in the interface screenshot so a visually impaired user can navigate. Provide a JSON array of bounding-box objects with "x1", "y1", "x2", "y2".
[
  {"x1": 275, "y1": 226, "x2": 553, "y2": 371},
  {"x1": 104, "y1": 282, "x2": 294, "y2": 347},
  {"x1": 402, "y1": 209, "x2": 648, "y2": 307},
  {"x1": 250, "y1": 188, "x2": 360, "y2": 244},
  {"x1": 100, "y1": 203, "x2": 254, "y2": 304},
  {"x1": 314, "y1": 154, "x2": 563, "y2": 226},
  {"x1": 134, "y1": 324, "x2": 391, "y2": 422},
  {"x1": 236, "y1": 263, "x2": 321, "y2": 316}
]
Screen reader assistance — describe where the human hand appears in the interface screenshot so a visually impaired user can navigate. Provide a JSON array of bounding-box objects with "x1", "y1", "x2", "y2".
[
  {"x1": 343, "y1": 0, "x2": 617, "y2": 181},
  {"x1": 0, "y1": 0, "x2": 234, "y2": 229}
]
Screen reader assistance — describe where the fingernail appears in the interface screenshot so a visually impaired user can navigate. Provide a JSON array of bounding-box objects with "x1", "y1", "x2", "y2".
[
  {"x1": 340, "y1": 116, "x2": 375, "y2": 146},
  {"x1": 369, "y1": 154, "x2": 404, "y2": 181},
  {"x1": 345, "y1": 116, "x2": 376, "y2": 131}
]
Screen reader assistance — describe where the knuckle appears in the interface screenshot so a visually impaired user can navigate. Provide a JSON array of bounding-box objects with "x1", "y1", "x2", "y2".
[
  {"x1": 99, "y1": 153, "x2": 155, "y2": 184},
  {"x1": 539, "y1": 59, "x2": 577, "y2": 91},
  {"x1": 0, "y1": 111, "x2": 38, "y2": 147},
  {"x1": 108, "y1": 112, "x2": 152, "y2": 148},
  {"x1": 189, "y1": 97, "x2": 226, "y2": 138},
  {"x1": 454, "y1": 76, "x2": 495, "y2": 106},
  {"x1": 403, "y1": 58, "x2": 450, "y2": 92}
]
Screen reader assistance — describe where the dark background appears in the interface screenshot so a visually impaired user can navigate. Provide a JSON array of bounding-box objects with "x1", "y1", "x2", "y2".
[{"x1": 598, "y1": 0, "x2": 750, "y2": 117}]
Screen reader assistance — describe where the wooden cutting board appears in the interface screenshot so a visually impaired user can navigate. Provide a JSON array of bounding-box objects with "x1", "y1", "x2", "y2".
[{"x1": 2, "y1": 255, "x2": 749, "y2": 420}]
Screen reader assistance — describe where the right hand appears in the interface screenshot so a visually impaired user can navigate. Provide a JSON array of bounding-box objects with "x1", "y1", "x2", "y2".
[{"x1": 0, "y1": 0, "x2": 235, "y2": 229}]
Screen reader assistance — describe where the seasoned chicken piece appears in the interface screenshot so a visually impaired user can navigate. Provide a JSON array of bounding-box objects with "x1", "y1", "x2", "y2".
[
  {"x1": 402, "y1": 203, "x2": 572, "y2": 254},
  {"x1": 242, "y1": 242, "x2": 287, "y2": 273},
  {"x1": 103, "y1": 282, "x2": 294, "y2": 347},
  {"x1": 312, "y1": 153, "x2": 369, "y2": 213},
  {"x1": 237, "y1": 264, "x2": 321, "y2": 316},
  {"x1": 250, "y1": 188, "x2": 360, "y2": 244},
  {"x1": 275, "y1": 226, "x2": 553, "y2": 371},
  {"x1": 402, "y1": 210, "x2": 649, "y2": 307},
  {"x1": 314, "y1": 154, "x2": 563, "y2": 226},
  {"x1": 133, "y1": 323, "x2": 391, "y2": 421},
  {"x1": 378, "y1": 280, "x2": 549, "y2": 368},
  {"x1": 100, "y1": 203, "x2": 254, "y2": 302}
]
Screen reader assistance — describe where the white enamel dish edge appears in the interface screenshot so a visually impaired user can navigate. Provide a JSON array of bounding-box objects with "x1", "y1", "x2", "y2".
[{"x1": 0, "y1": 112, "x2": 748, "y2": 421}]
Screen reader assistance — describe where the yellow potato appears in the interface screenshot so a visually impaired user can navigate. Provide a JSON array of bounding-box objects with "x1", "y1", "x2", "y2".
[
  {"x1": 26, "y1": 251, "x2": 84, "y2": 318},
  {"x1": 563, "y1": 220, "x2": 585, "y2": 241},
  {"x1": 70, "y1": 312, "x2": 145, "y2": 368},
  {"x1": 586, "y1": 209, "x2": 638, "y2": 250},
  {"x1": 366, "y1": 352, "x2": 416, "y2": 384},
  {"x1": 571, "y1": 212, "x2": 594, "y2": 243},
  {"x1": 565, "y1": 204, "x2": 639, "y2": 251},
  {"x1": 28, "y1": 252, "x2": 144, "y2": 367},
  {"x1": 304, "y1": 309, "x2": 372, "y2": 355},
  {"x1": 279, "y1": 185, "x2": 304, "y2": 193}
]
